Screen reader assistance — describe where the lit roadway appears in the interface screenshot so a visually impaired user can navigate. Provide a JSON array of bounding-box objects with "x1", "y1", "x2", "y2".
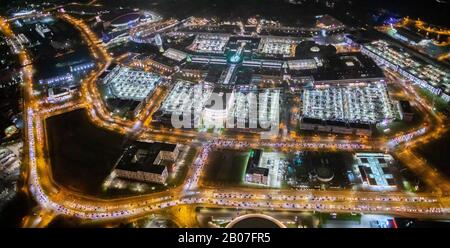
[
  {"x1": 2, "y1": 14, "x2": 449, "y2": 227},
  {"x1": 399, "y1": 17, "x2": 450, "y2": 47}
]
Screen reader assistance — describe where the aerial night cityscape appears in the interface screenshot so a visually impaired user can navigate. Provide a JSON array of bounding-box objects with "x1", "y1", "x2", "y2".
[{"x1": 0, "y1": 0, "x2": 450, "y2": 235}]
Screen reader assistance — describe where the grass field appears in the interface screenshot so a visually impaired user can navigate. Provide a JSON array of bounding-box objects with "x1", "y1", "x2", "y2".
[
  {"x1": 316, "y1": 212, "x2": 362, "y2": 227},
  {"x1": 46, "y1": 109, "x2": 126, "y2": 196},
  {"x1": 414, "y1": 86, "x2": 448, "y2": 113},
  {"x1": 202, "y1": 149, "x2": 250, "y2": 186},
  {"x1": 415, "y1": 130, "x2": 450, "y2": 179}
]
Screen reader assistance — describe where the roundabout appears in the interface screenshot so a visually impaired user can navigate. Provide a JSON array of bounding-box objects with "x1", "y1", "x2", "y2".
[{"x1": 226, "y1": 214, "x2": 286, "y2": 228}]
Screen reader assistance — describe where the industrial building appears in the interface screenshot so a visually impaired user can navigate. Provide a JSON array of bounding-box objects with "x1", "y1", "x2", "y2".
[
  {"x1": 245, "y1": 149, "x2": 269, "y2": 186},
  {"x1": 113, "y1": 142, "x2": 180, "y2": 184}
]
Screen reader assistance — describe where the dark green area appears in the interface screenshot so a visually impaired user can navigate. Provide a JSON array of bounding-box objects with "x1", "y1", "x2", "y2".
[
  {"x1": 0, "y1": 191, "x2": 35, "y2": 227},
  {"x1": 415, "y1": 86, "x2": 448, "y2": 113},
  {"x1": 46, "y1": 109, "x2": 126, "y2": 196},
  {"x1": 415, "y1": 130, "x2": 450, "y2": 179},
  {"x1": 46, "y1": 109, "x2": 192, "y2": 198},
  {"x1": 316, "y1": 212, "x2": 362, "y2": 227},
  {"x1": 203, "y1": 149, "x2": 249, "y2": 186}
]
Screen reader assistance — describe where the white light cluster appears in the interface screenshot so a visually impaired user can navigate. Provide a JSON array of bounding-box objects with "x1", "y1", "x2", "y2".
[
  {"x1": 302, "y1": 82, "x2": 395, "y2": 124},
  {"x1": 103, "y1": 66, "x2": 160, "y2": 101},
  {"x1": 160, "y1": 81, "x2": 214, "y2": 116},
  {"x1": 189, "y1": 34, "x2": 229, "y2": 53},
  {"x1": 231, "y1": 88, "x2": 280, "y2": 128},
  {"x1": 362, "y1": 40, "x2": 450, "y2": 99},
  {"x1": 259, "y1": 37, "x2": 298, "y2": 56}
]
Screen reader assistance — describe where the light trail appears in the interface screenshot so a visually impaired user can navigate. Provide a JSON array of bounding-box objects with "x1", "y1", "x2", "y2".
[{"x1": 2, "y1": 12, "x2": 448, "y2": 226}]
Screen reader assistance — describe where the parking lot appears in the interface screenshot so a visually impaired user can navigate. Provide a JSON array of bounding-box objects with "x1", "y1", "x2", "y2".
[
  {"x1": 103, "y1": 66, "x2": 161, "y2": 101},
  {"x1": 302, "y1": 82, "x2": 395, "y2": 124}
]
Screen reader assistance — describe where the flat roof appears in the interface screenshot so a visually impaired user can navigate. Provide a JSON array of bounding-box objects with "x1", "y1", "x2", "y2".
[
  {"x1": 355, "y1": 153, "x2": 396, "y2": 189},
  {"x1": 302, "y1": 82, "x2": 394, "y2": 125},
  {"x1": 290, "y1": 52, "x2": 384, "y2": 82},
  {"x1": 246, "y1": 149, "x2": 268, "y2": 176},
  {"x1": 115, "y1": 141, "x2": 177, "y2": 175}
]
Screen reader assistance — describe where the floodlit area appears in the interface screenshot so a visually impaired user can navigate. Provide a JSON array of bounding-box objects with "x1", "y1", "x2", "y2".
[
  {"x1": 232, "y1": 88, "x2": 281, "y2": 128},
  {"x1": 258, "y1": 89, "x2": 280, "y2": 128},
  {"x1": 188, "y1": 34, "x2": 229, "y2": 53},
  {"x1": 159, "y1": 81, "x2": 214, "y2": 117},
  {"x1": 157, "y1": 83, "x2": 281, "y2": 130},
  {"x1": 162, "y1": 48, "x2": 188, "y2": 62},
  {"x1": 287, "y1": 59, "x2": 318, "y2": 70},
  {"x1": 302, "y1": 82, "x2": 395, "y2": 124},
  {"x1": 259, "y1": 38, "x2": 298, "y2": 57},
  {"x1": 362, "y1": 40, "x2": 450, "y2": 98},
  {"x1": 103, "y1": 66, "x2": 160, "y2": 101}
]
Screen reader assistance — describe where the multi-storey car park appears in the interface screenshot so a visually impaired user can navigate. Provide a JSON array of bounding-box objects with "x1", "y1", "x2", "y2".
[
  {"x1": 302, "y1": 81, "x2": 395, "y2": 124},
  {"x1": 153, "y1": 81, "x2": 214, "y2": 126},
  {"x1": 102, "y1": 65, "x2": 161, "y2": 101},
  {"x1": 98, "y1": 13, "x2": 409, "y2": 135},
  {"x1": 232, "y1": 87, "x2": 281, "y2": 129},
  {"x1": 258, "y1": 37, "x2": 301, "y2": 57},
  {"x1": 187, "y1": 34, "x2": 230, "y2": 54},
  {"x1": 361, "y1": 40, "x2": 450, "y2": 102},
  {"x1": 256, "y1": 88, "x2": 281, "y2": 129}
]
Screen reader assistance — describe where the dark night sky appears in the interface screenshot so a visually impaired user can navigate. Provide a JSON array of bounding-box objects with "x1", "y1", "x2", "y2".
[
  {"x1": 97, "y1": 0, "x2": 450, "y2": 26},
  {"x1": 1, "y1": 1, "x2": 448, "y2": 26}
]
